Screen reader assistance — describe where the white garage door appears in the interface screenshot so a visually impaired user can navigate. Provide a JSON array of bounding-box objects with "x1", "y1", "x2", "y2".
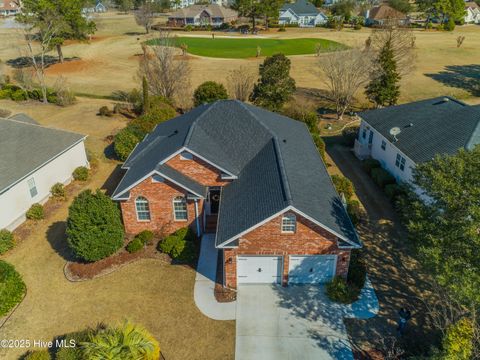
[
  {"x1": 237, "y1": 256, "x2": 282, "y2": 284},
  {"x1": 288, "y1": 255, "x2": 337, "y2": 284}
]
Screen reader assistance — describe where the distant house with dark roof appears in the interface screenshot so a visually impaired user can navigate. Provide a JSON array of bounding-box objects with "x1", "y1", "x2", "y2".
[
  {"x1": 0, "y1": 115, "x2": 88, "y2": 231},
  {"x1": 279, "y1": 0, "x2": 327, "y2": 27},
  {"x1": 0, "y1": 1, "x2": 20, "y2": 16},
  {"x1": 113, "y1": 100, "x2": 360, "y2": 289},
  {"x1": 365, "y1": 4, "x2": 408, "y2": 26},
  {"x1": 167, "y1": 4, "x2": 238, "y2": 27},
  {"x1": 354, "y1": 97, "x2": 480, "y2": 186}
]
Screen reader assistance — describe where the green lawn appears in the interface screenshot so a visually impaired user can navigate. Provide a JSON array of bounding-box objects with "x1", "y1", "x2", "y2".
[{"x1": 146, "y1": 36, "x2": 346, "y2": 59}]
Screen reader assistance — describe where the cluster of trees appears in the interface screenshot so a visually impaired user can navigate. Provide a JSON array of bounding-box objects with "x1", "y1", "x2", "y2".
[{"x1": 234, "y1": 0, "x2": 285, "y2": 29}]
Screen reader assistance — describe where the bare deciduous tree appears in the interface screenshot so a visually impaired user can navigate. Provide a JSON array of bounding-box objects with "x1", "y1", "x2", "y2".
[
  {"x1": 134, "y1": 3, "x2": 155, "y2": 34},
  {"x1": 379, "y1": 336, "x2": 406, "y2": 360},
  {"x1": 227, "y1": 66, "x2": 256, "y2": 102},
  {"x1": 317, "y1": 47, "x2": 372, "y2": 120},
  {"x1": 367, "y1": 25, "x2": 416, "y2": 77},
  {"x1": 138, "y1": 32, "x2": 191, "y2": 105}
]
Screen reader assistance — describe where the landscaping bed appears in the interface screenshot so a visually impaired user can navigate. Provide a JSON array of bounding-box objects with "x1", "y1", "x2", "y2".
[{"x1": 214, "y1": 250, "x2": 236, "y2": 303}]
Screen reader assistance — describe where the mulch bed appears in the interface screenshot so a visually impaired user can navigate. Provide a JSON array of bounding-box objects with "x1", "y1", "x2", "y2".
[
  {"x1": 214, "y1": 250, "x2": 236, "y2": 303},
  {"x1": 65, "y1": 243, "x2": 171, "y2": 281}
]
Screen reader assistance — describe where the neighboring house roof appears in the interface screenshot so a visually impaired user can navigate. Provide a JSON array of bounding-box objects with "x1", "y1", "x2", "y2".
[
  {"x1": 0, "y1": 118, "x2": 86, "y2": 194},
  {"x1": 0, "y1": 1, "x2": 19, "y2": 11},
  {"x1": 368, "y1": 4, "x2": 406, "y2": 20},
  {"x1": 280, "y1": 0, "x2": 319, "y2": 15},
  {"x1": 169, "y1": 4, "x2": 238, "y2": 19},
  {"x1": 358, "y1": 97, "x2": 480, "y2": 163},
  {"x1": 114, "y1": 100, "x2": 360, "y2": 248},
  {"x1": 465, "y1": 1, "x2": 480, "y2": 9}
]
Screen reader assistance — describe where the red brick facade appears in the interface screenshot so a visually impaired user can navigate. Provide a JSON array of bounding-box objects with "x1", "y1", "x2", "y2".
[
  {"x1": 223, "y1": 211, "x2": 351, "y2": 289},
  {"x1": 166, "y1": 153, "x2": 230, "y2": 187},
  {"x1": 119, "y1": 176, "x2": 203, "y2": 236}
]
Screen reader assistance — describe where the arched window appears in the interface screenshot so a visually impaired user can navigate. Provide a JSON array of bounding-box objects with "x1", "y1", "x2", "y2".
[
  {"x1": 173, "y1": 196, "x2": 188, "y2": 221},
  {"x1": 281, "y1": 213, "x2": 296, "y2": 233},
  {"x1": 135, "y1": 196, "x2": 151, "y2": 221}
]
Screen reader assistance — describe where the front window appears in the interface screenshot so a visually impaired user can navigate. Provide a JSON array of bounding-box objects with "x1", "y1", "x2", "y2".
[
  {"x1": 281, "y1": 214, "x2": 296, "y2": 233},
  {"x1": 395, "y1": 154, "x2": 406, "y2": 171},
  {"x1": 27, "y1": 178, "x2": 38, "y2": 198},
  {"x1": 173, "y1": 196, "x2": 188, "y2": 221},
  {"x1": 135, "y1": 196, "x2": 151, "y2": 221}
]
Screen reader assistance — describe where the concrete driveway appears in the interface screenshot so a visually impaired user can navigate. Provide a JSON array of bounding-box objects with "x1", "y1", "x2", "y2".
[{"x1": 235, "y1": 283, "x2": 378, "y2": 360}]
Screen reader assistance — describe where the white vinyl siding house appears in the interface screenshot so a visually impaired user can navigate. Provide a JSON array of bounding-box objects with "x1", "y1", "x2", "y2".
[
  {"x1": 278, "y1": 0, "x2": 327, "y2": 27},
  {"x1": 0, "y1": 117, "x2": 88, "y2": 231}
]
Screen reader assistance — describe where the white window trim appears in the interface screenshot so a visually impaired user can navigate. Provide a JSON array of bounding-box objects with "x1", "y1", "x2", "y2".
[
  {"x1": 281, "y1": 214, "x2": 296, "y2": 233},
  {"x1": 135, "y1": 196, "x2": 151, "y2": 222},
  {"x1": 27, "y1": 177, "x2": 38, "y2": 198},
  {"x1": 173, "y1": 196, "x2": 188, "y2": 221}
]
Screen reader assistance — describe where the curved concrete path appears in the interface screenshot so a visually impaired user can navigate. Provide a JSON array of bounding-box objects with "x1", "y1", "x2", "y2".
[{"x1": 194, "y1": 234, "x2": 236, "y2": 321}]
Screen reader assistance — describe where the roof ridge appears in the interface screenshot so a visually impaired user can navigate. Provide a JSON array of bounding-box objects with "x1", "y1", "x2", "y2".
[
  {"x1": 0, "y1": 117, "x2": 86, "y2": 137},
  {"x1": 465, "y1": 108, "x2": 480, "y2": 150},
  {"x1": 184, "y1": 103, "x2": 214, "y2": 146}
]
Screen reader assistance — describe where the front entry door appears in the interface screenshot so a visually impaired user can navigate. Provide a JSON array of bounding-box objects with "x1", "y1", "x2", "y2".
[{"x1": 209, "y1": 189, "x2": 221, "y2": 214}]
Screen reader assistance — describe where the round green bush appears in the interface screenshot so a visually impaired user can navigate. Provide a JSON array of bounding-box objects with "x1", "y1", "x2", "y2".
[
  {"x1": 158, "y1": 227, "x2": 196, "y2": 262},
  {"x1": 193, "y1": 81, "x2": 228, "y2": 106},
  {"x1": 0, "y1": 229, "x2": 15, "y2": 255},
  {"x1": 0, "y1": 89, "x2": 12, "y2": 99},
  {"x1": 26, "y1": 203, "x2": 44, "y2": 220},
  {"x1": 51, "y1": 182, "x2": 66, "y2": 199},
  {"x1": 66, "y1": 189, "x2": 124, "y2": 262},
  {"x1": 158, "y1": 234, "x2": 185, "y2": 258},
  {"x1": 24, "y1": 350, "x2": 51, "y2": 360},
  {"x1": 126, "y1": 238, "x2": 144, "y2": 253},
  {"x1": 56, "y1": 328, "x2": 95, "y2": 360},
  {"x1": 144, "y1": 96, "x2": 176, "y2": 122},
  {"x1": 136, "y1": 230, "x2": 154, "y2": 245},
  {"x1": 73, "y1": 166, "x2": 89, "y2": 181},
  {"x1": 114, "y1": 128, "x2": 140, "y2": 161},
  {"x1": 10, "y1": 89, "x2": 28, "y2": 101},
  {"x1": 0, "y1": 260, "x2": 26, "y2": 316}
]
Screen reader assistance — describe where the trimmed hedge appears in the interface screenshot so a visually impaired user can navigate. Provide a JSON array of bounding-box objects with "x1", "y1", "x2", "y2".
[
  {"x1": 158, "y1": 227, "x2": 196, "y2": 262},
  {"x1": 66, "y1": 189, "x2": 124, "y2": 262},
  {"x1": 0, "y1": 229, "x2": 15, "y2": 255},
  {"x1": 331, "y1": 175, "x2": 355, "y2": 201},
  {"x1": 0, "y1": 260, "x2": 26, "y2": 316},
  {"x1": 51, "y1": 183, "x2": 66, "y2": 199},
  {"x1": 362, "y1": 158, "x2": 381, "y2": 174},
  {"x1": 26, "y1": 203, "x2": 44, "y2": 220},
  {"x1": 371, "y1": 167, "x2": 396, "y2": 188},
  {"x1": 72, "y1": 166, "x2": 89, "y2": 181}
]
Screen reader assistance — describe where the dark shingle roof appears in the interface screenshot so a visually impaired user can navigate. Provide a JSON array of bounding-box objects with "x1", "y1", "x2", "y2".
[
  {"x1": 281, "y1": 0, "x2": 320, "y2": 15},
  {"x1": 0, "y1": 118, "x2": 86, "y2": 194},
  {"x1": 358, "y1": 97, "x2": 480, "y2": 163},
  {"x1": 114, "y1": 100, "x2": 360, "y2": 247}
]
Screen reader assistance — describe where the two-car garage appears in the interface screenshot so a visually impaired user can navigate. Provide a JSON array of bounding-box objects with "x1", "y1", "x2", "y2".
[{"x1": 237, "y1": 255, "x2": 337, "y2": 285}]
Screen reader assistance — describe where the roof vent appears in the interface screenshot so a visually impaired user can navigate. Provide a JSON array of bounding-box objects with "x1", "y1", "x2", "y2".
[
  {"x1": 443, "y1": 97, "x2": 450, "y2": 102},
  {"x1": 408, "y1": 122, "x2": 414, "y2": 127},
  {"x1": 174, "y1": 130, "x2": 178, "y2": 134},
  {"x1": 283, "y1": 139, "x2": 287, "y2": 143},
  {"x1": 389, "y1": 126, "x2": 401, "y2": 142}
]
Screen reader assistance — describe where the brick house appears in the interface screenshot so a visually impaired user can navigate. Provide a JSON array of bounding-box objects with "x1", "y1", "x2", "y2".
[{"x1": 113, "y1": 101, "x2": 360, "y2": 289}]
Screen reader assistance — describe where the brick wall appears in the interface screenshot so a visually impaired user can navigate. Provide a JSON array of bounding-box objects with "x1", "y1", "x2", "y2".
[
  {"x1": 223, "y1": 211, "x2": 352, "y2": 289},
  {"x1": 166, "y1": 153, "x2": 230, "y2": 187},
  {"x1": 119, "y1": 176, "x2": 203, "y2": 236}
]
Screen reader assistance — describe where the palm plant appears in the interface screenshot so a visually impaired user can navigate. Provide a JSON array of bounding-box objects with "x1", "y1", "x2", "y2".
[{"x1": 81, "y1": 321, "x2": 160, "y2": 360}]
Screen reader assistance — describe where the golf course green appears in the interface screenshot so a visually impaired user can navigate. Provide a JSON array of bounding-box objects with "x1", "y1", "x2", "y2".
[{"x1": 146, "y1": 36, "x2": 346, "y2": 59}]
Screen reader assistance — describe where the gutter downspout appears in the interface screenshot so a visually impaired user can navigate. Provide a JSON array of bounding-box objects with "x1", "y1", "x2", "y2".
[{"x1": 194, "y1": 199, "x2": 201, "y2": 237}]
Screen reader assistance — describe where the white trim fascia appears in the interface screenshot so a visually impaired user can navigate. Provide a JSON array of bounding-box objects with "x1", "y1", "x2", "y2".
[
  {"x1": 121, "y1": 142, "x2": 141, "y2": 169},
  {"x1": 112, "y1": 169, "x2": 205, "y2": 200},
  {"x1": 0, "y1": 136, "x2": 87, "y2": 195}
]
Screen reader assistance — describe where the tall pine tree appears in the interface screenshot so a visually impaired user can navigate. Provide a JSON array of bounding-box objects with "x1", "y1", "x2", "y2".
[{"x1": 365, "y1": 39, "x2": 401, "y2": 107}]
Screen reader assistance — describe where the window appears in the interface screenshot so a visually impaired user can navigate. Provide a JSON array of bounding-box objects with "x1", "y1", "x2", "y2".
[
  {"x1": 395, "y1": 154, "x2": 406, "y2": 171},
  {"x1": 135, "y1": 197, "x2": 151, "y2": 221},
  {"x1": 180, "y1": 152, "x2": 193, "y2": 160},
  {"x1": 362, "y1": 128, "x2": 367, "y2": 139},
  {"x1": 27, "y1": 178, "x2": 38, "y2": 198},
  {"x1": 281, "y1": 214, "x2": 296, "y2": 233},
  {"x1": 173, "y1": 196, "x2": 188, "y2": 221},
  {"x1": 381, "y1": 140, "x2": 386, "y2": 150}
]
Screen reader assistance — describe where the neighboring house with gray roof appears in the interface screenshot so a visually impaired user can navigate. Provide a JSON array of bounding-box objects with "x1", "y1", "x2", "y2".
[
  {"x1": 113, "y1": 100, "x2": 360, "y2": 289},
  {"x1": 167, "y1": 4, "x2": 238, "y2": 27},
  {"x1": 279, "y1": 0, "x2": 327, "y2": 27},
  {"x1": 0, "y1": 117, "x2": 88, "y2": 231},
  {"x1": 354, "y1": 96, "x2": 480, "y2": 187}
]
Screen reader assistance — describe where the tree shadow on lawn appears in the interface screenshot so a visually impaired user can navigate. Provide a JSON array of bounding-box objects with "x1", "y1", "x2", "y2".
[
  {"x1": 6, "y1": 55, "x2": 80, "y2": 69},
  {"x1": 46, "y1": 221, "x2": 78, "y2": 263},
  {"x1": 326, "y1": 144, "x2": 440, "y2": 356},
  {"x1": 425, "y1": 64, "x2": 480, "y2": 97}
]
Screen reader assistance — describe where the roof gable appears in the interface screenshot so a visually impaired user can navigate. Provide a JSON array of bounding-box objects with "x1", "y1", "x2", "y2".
[{"x1": 281, "y1": 0, "x2": 319, "y2": 15}]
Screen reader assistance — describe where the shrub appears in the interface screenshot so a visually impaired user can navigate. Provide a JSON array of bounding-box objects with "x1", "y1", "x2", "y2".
[
  {"x1": 326, "y1": 276, "x2": 356, "y2": 304},
  {"x1": 0, "y1": 260, "x2": 26, "y2": 316},
  {"x1": 0, "y1": 229, "x2": 15, "y2": 255},
  {"x1": 55, "y1": 88, "x2": 76, "y2": 107},
  {"x1": 444, "y1": 18, "x2": 455, "y2": 31},
  {"x1": 342, "y1": 126, "x2": 359, "y2": 147},
  {"x1": 136, "y1": 230, "x2": 154, "y2": 245},
  {"x1": 184, "y1": 25, "x2": 193, "y2": 31},
  {"x1": 126, "y1": 238, "x2": 144, "y2": 253},
  {"x1": 193, "y1": 81, "x2": 228, "y2": 106},
  {"x1": 66, "y1": 189, "x2": 124, "y2": 262},
  {"x1": 371, "y1": 167, "x2": 396, "y2": 188},
  {"x1": 384, "y1": 183, "x2": 404, "y2": 201},
  {"x1": 331, "y1": 175, "x2": 355, "y2": 200},
  {"x1": 312, "y1": 133, "x2": 326, "y2": 163},
  {"x1": 362, "y1": 158, "x2": 381, "y2": 174},
  {"x1": 347, "y1": 249, "x2": 366, "y2": 290},
  {"x1": 346, "y1": 199, "x2": 361, "y2": 225},
  {"x1": 24, "y1": 350, "x2": 51, "y2": 360},
  {"x1": 278, "y1": 26, "x2": 286, "y2": 32},
  {"x1": 442, "y1": 318, "x2": 474, "y2": 360},
  {"x1": 72, "y1": 166, "x2": 89, "y2": 181},
  {"x1": 158, "y1": 227, "x2": 196, "y2": 262},
  {"x1": 11, "y1": 89, "x2": 28, "y2": 101},
  {"x1": 114, "y1": 128, "x2": 140, "y2": 161},
  {"x1": 144, "y1": 96, "x2": 176, "y2": 121},
  {"x1": 353, "y1": 23, "x2": 362, "y2": 30},
  {"x1": 55, "y1": 328, "x2": 96, "y2": 360},
  {"x1": 51, "y1": 183, "x2": 66, "y2": 199},
  {"x1": 26, "y1": 203, "x2": 44, "y2": 220},
  {"x1": 0, "y1": 89, "x2": 12, "y2": 99},
  {"x1": 98, "y1": 105, "x2": 113, "y2": 117}
]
